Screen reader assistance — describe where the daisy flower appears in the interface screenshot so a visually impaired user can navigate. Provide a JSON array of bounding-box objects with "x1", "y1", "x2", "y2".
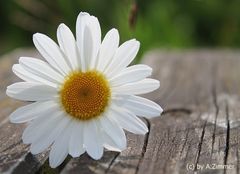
[{"x1": 6, "y1": 12, "x2": 163, "y2": 168}]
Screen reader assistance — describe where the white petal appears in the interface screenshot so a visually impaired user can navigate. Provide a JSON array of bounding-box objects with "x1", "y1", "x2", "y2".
[
  {"x1": 113, "y1": 95, "x2": 163, "y2": 118},
  {"x1": 76, "y1": 12, "x2": 101, "y2": 71},
  {"x1": 19, "y1": 57, "x2": 64, "y2": 84},
  {"x1": 49, "y1": 122, "x2": 72, "y2": 168},
  {"x1": 110, "y1": 64, "x2": 152, "y2": 86},
  {"x1": 102, "y1": 133, "x2": 122, "y2": 152},
  {"x1": 33, "y1": 33, "x2": 71, "y2": 75},
  {"x1": 10, "y1": 100, "x2": 58, "y2": 123},
  {"x1": 30, "y1": 114, "x2": 71, "y2": 154},
  {"x1": 104, "y1": 39, "x2": 140, "y2": 78},
  {"x1": 83, "y1": 26, "x2": 93, "y2": 70},
  {"x1": 57, "y1": 23, "x2": 79, "y2": 70},
  {"x1": 13, "y1": 64, "x2": 38, "y2": 82},
  {"x1": 109, "y1": 105, "x2": 148, "y2": 134},
  {"x1": 69, "y1": 121, "x2": 85, "y2": 157},
  {"x1": 96, "y1": 29, "x2": 119, "y2": 71},
  {"x1": 88, "y1": 16, "x2": 101, "y2": 69},
  {"x1": 12, "y1": 64, "x2": 57, "y2": 87},
  {"x1": 112, "y1": 78, "x2": 160, "y2": 95},
  {"x1": 76, "y1": 12, "x2": 90, "y2": 71},
  {"x1": 84, "y1": 120, "x2": 103, "y2": 159},
  {"x1": 6, "y1": 82, "x2": 57, "y2": 101},
  {"x1": 22, "y1": 109, "x2": 63, "y2": 144},
  {"x1": 99, "y1": 115, "x2": 126, "y2": 151}
]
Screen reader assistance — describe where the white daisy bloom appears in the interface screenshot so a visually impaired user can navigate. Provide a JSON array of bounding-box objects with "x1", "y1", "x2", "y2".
[{"x1": 6, "y1": 12, "x2": 163, "y2": 168}]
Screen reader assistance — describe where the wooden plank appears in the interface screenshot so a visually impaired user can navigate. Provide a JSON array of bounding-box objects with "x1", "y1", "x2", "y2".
[
  {"x1": 1, "y1": 49, "x2": 240, "y2": 174},
  {"x1": 137, "y1": 50, "x2": 240, "y2": 174}
]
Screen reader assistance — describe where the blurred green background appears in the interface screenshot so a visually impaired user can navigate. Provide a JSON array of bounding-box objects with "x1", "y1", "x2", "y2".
[{"x1": 0, "y1": 0, "x2": 240, "y2": 60}]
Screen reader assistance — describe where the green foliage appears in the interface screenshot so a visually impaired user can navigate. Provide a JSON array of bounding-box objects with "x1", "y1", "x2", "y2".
[{"x1": 0, "y1": 0, "x2": 240, "y2": 59}]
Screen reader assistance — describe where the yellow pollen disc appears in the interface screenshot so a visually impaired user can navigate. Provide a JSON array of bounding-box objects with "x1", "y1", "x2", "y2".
[{"x1": 60, "y1": 70, "x2": 111, "y2": 120}]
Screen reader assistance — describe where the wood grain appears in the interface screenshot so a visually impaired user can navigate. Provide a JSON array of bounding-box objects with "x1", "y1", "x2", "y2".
[{"x1": 0, "y1": 49, "x2": 240, "y2": 174}]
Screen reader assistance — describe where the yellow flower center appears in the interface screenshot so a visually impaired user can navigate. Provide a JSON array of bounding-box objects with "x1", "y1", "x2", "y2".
[{"x1": 60, "y1": 70, "x2": 111, "y2": 120}]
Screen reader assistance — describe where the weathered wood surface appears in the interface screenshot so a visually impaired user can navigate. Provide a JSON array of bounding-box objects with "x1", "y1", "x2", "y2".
[{"x1": 1, "y1": 49, "x2": 240, "y2": 174}]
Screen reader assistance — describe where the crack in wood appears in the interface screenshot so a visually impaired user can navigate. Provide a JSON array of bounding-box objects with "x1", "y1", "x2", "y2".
[
  {"x1": 194, "y1": 120, "x2": 207, "y2": 172},
  {"x1": 0, "y1": 140, "x2": 22, "y2": 154},
  {"x1": 162, "y1": 127, "x2": 179, "y2": 174},
  {"x1": 211, "y1": 84, "x2": 219, "y2": 159},
  {"x1": 105, "y1": 153, "x2": 120, "y2": 174},
  {"x1": 135, "y1": 118, "x2": 150, "y2": 174},
  {"x1": 183, "y1": 142, "x2": 191, "y2": 163},
  {"x1": 236, "y1": 136, "x2": 239, "y2": 174},
  {"x1": 180, "y1": 126, "x2": 189, "y2": 157},
  {"x1": 224, "y1": 102, "x2": 230, "y2": 174}
]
